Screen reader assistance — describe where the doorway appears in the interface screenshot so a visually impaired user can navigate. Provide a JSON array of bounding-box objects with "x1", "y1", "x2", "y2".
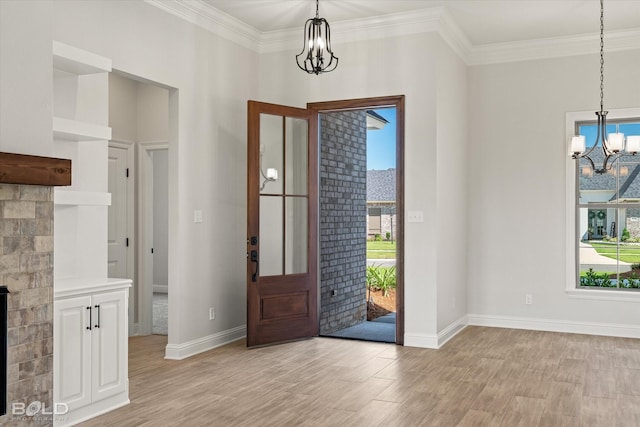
[
  {"x1": 244, "y1": 96, "x2": 403, "y2": 347},
  {"x1": 308, "y1": 96, "x2": 404, "y2": 345},
  {"x1": 140, "y1": 145, "x2": 169, "y2": 335},
  {"x1": 108, "y1": 72, "x2": 170, "y2": 338}
]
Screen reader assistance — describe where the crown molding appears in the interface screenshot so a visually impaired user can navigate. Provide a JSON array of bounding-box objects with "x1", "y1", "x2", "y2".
[
  {"x1": 144, "y1": 0, "x2": 261, "y2": 52},
  {"x1": 468, "y1": 28, "x2": 640, "y2": 66},
  {"x1": 259, "y1": 7, "x2": 469, "y2": 57},
  {"x1": 145, "y1": 0, "x2": 640, "y2": 66}
]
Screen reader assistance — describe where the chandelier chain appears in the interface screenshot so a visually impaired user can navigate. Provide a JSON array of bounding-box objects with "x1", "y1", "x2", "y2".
[
  {"x1": 600, "y1": 0, "x2": 604, "y2": 112},
  {"x1": 315, "y1": 0, "x2": 319, "y2": 19}
]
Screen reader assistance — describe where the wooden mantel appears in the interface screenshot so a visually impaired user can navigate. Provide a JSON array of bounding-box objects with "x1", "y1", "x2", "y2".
[{"x1": 0, "y1": 152, "x2": 71, "y2": 186}]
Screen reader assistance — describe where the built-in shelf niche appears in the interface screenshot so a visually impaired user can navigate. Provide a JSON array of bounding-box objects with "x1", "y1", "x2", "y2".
[
  {"x1": 52, "y1": 40, "x2": 111, "y2": 281},
  {"x1": 53, "y1": 116, "x2": 112, "y2": 142},
  {"x1": 53, "y1": 40, "x2": 111, "y2": 75}
]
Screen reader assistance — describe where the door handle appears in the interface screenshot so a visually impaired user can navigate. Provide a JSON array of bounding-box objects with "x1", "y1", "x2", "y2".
[
  {"x1": 95, "y1": 304, "x2": 100, "y2": 328},
  {"x1": 86, "y1": 306, "x2": 92, "y2": 331},
  {"x1": 250, "y1": 250, "x2": 259, "y2": 282}
]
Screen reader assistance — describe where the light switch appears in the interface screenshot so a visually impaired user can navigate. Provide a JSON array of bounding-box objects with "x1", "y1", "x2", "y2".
[
  {"x1": 408, "y1": 211, "x2": 424, "y2": 223},
  {"x1": 194, "y1": 210, "x2": 203, "y2": 223}
]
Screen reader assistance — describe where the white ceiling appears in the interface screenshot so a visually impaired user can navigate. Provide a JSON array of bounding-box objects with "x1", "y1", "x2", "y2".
[{"x1": 203, "y1": 0, "x2": 640, "y2": 45}]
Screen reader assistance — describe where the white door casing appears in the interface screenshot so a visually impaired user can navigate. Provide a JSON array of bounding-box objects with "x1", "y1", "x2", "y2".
[{"x1": 137, "y1": 142, "x2": 169, "y2": 336}]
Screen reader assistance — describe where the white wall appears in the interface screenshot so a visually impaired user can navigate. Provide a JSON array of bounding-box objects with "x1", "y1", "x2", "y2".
[
  {"x1": 137, "y1": 82, "x2": 169, "y2": 143},
  {"x1": 5, "y1": 0, "x2": 635, "y2": 354},
  {"x1": 467, "y1": 50, "x2": 640, "y2": 330},
  {"x1": 49, "y1": 0, "x2": 258, "y2": 347},
  {"x1": 435, "y1": 36, "x2": 468, "y2": 335},
  {"x1": 152, "y1": 149, "x2": 169, "y2": 287},
  {"x1": 109, "y1": 73, "x2": 138, "y2": 143},
  {"x1": 0, "y1": 0, "x2": 53, "y2": 156}
]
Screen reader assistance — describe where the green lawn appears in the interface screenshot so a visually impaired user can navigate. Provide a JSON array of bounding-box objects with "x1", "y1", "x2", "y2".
[
  {"x1": 589, "y1": 242, "x2": 640, "y2": 263},
  {"x1": 367, "y1": 240, "x2": 396, "y2": 259}
]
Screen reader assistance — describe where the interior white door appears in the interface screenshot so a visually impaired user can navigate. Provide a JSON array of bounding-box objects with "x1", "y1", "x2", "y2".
[{"x1": 108, "y1": 145, "x2": 129, "y2": 279}]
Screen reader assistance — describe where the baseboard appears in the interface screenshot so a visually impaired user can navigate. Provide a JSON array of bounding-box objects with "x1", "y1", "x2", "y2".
[
  {"x1": 404, "y1": 315, "x2": 468, "y2": 349},
  {"x1": 164, "y1": 325, "x2": 246, "y2": 360},
  {"x1": 152, "y1": 284, "x2": 168, "y2": 294},
  {"x1": 467, "y1": 313, "x2": 640, "y2": 339},
  {"x1": 437, "y1": 315, "x2": 468, "y2": 347},
  {"x1": 54, "y1": 392, "x2": 129, "y2": 426},
  {"x1": 404, "y1": 332, "x2": 439, "y2": 349}
]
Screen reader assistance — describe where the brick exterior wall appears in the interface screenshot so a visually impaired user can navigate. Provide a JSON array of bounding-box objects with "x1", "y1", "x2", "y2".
[
  {"x1": 0, "y1": 184, "x2": 53, "y2": 426},
  {"x1": 319, "y1": 111, "x2": 367, "y2": 334}
]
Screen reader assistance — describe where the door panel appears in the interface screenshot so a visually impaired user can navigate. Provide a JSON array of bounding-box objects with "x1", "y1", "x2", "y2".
[
  {"x1": 92, "y1": 290, "x2": 127, "y2": 401},
  {"x1": 54, "y1": 296, "x2": 92, "y2": 411},
  {"x1": 107, "y1": 145, "x2": 128, "y2": 279},
  {"x1": 247, "y1": 101, "x2": 318, "y2": 347}
]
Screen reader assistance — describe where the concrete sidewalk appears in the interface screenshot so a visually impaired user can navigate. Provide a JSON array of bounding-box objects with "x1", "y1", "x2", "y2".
[
  {"x1": 580, "y1": 242, "x2": 632, "y2": 273},
  {"x1": 367, "y1": 259, "x2": 396, "y2": 267}
]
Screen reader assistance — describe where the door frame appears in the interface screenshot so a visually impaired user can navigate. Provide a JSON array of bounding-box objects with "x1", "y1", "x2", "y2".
[
  {"x1": 308, "y1": 95, "x2": 405, "y2": 345},
  {"x1": 108, "y1": 140, "x2": 136, "y2": 334},
  {"x1": 138, "y1": 141, "x2": 169, "y2": 336}
]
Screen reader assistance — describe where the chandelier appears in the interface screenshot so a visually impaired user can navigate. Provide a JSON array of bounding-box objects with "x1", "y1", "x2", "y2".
[
  {"x1": 569, "y1": 0, "x2": 640, "y2": 173},
  {"x1": 295, "y1": 0, "x2": 338, "y2": 75}
]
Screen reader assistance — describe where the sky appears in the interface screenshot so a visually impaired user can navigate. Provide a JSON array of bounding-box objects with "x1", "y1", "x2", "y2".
[
  {"x1": 367, "y1": 107, "x2": 396, "y2": 170},
  {"x1": 580, "y1": 122, "x2": 640, "y2": 147}
]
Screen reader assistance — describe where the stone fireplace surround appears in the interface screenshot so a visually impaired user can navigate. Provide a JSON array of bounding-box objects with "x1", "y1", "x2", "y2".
[{"x1": 0, "y1": 152, "x2": 70, "y2": 426}]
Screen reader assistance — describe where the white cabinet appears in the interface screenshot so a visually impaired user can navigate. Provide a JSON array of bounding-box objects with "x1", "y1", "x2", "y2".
[
  {"x1": 51, "y1": 41, "x2": 130, "y2": 426},
  {"x1": 54, "y1": 281, "x2": 130, "y2": 426}
]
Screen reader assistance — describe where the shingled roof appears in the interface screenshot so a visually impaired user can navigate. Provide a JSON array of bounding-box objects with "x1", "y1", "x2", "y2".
[
  {"x1": 367, "y1": 169, "x2": 396, "y2": 201},
  {"x1": 578, "y1": 150, "x2": 640, "y2": 199}
]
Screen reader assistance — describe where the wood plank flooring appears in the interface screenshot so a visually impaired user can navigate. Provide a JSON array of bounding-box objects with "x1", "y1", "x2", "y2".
[{"x1": 79, "y1": 326, "x2": 640, "y2": 426}]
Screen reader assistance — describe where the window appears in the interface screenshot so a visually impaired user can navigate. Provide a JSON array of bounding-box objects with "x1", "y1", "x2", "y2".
[
  {"x1": 575, "y1": 118, "x2": 640, "y2": 290},
  {"x1": 368, "y1": 207, "x2": 382, "y2": 236}
]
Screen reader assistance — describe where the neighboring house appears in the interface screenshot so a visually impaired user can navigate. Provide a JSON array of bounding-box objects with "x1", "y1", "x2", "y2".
[
  {"x1": 579, "y1": 151, "x2": 640, "y2": 240},
  {"x1": 366, "y1": 109, "x2": 388, "y2": 130},
  {"x1": 367, "y1": 168, "x2": 396, "y2": 239}
]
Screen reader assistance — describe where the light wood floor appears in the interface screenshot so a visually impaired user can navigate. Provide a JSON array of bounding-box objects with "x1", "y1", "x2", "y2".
[{"x1": 80, "y1": 326, "x2": 640, "y2": 426}]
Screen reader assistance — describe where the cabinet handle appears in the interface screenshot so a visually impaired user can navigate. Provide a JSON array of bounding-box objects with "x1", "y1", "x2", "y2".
[
  {"x1": 95, "y1": 304, "x2": 100, "y2": 328},
  {"x1": 86, "y1": 306, "x2": 92, "y2": 330}
]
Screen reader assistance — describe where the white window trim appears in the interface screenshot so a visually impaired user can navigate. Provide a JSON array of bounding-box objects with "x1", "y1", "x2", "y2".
[{"x1": 565, "y1": 107, "x2": 640, "y2": 301}]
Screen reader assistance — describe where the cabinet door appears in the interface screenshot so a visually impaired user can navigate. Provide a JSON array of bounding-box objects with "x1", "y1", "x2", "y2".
[
  {"x1": 91, "y1": 290, "x2": 128, "y2": 401},
  {"x1": 54, "y1": 296, "x2": 93, "y2": 411}
]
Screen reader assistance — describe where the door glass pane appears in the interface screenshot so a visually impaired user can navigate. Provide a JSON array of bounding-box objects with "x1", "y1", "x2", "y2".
[
  {"x1": 260, "y1": 114, "x2": 283, "y2": 195},
  {"x1": 260, "y1": 196, "x2": 283, "y2": 276},
  {"x1": 285, "y1": 117, "x2": 308, "y2": 196},
  {"x1": 285, "y1": 197, "x2": 308, "y2": 274}
]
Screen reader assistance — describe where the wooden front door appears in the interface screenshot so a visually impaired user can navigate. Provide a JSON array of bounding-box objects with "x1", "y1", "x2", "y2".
[{"x1": 246, "y1": 101, "x2": 318, "y2": 347}]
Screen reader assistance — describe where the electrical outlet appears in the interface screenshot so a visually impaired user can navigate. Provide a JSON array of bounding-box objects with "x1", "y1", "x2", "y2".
[
  {"x1": 525, "y1": 294, "x2": 533, "y2": 305},
  {"x1": 194, "y1": 210, "x2": 203, "y2": 223},
  {"x1": 209, "y1": 307, "x2": 215, "y2": 320}
]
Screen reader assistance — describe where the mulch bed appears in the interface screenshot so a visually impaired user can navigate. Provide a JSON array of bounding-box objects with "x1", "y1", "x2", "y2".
[{"x1": 366, "y1": 288, "x2": 396, "y2": 321}]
